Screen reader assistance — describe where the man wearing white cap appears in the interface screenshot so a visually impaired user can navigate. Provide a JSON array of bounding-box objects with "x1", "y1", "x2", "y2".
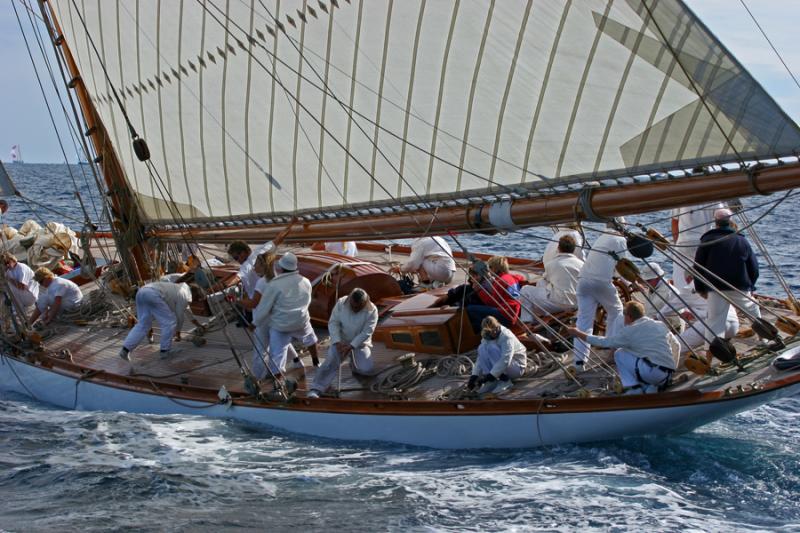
[
  {"x1": 253, "y1": 252, "x2": 319, "y2": 379},
  {"x1": 573, "y1": 219, "x2": 628, "y2": 370},
  {"x1": 693, "y1": 208, "x2": 760, "y2": 343}
]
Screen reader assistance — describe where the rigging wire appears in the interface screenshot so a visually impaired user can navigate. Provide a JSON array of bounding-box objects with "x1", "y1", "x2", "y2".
[{"x1": 739, "y1": 0, "x2": 800, "y2": 91}]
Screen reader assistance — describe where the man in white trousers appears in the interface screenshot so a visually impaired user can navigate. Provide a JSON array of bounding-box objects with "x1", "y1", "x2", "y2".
[
  {"x1": 307, "y1": 288, "x2": 378, "y2": 398},
  {"x1": 253, "y1": 252, "x2": 319, "y2": 382},
  {"x1": 398, "y1": 236, "x2": 456, "y2": 285},
  {"x1": 520, "y1": 234, "x2": 583, "y2": 321},
  {"x1": 694, "y1": 208, "x2": 760, "y2": 344},
  {"x1": 119, "y1": 281, "x2": 201, "y2": 361},
  {"x1": 573, "y1": 219, "x2": 628, "y2": 370},
  {"x1": 568, "y1": 301, "x2": 679, "y2": 394}
]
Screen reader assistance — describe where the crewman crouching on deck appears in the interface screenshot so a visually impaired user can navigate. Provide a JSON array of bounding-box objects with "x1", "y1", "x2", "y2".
[
  {"x1": 467, "y1": 316, "x2": 527, "y2": 396},
  {"x1": 396, "y1": 236, "x2": 456, "y2": 286},
  {"x1": 307, "y1": 288, "x2": 378, "y2": 399},
  {"x1": 30, "y1": 267, "x2": 82, "y2": 326},
  {"x1": 119, "y1": 281, "x2": 202, "y2": 361},
  {"x1": 567, "y1": 301, "x2": 680, "y2": 394},
  {"x1": 520, "y1": 235, "x2": 583, "y2": 320}
]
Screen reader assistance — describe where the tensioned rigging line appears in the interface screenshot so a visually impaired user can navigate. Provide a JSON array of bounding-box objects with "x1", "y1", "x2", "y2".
[
  {"x1": 12, "y1": 0, "x2": 98, "y2": 225},
  {"x1": 739, "y1": 0, "x2": 800, "y2": 92},
  {"x1": 22, "y1": 0, "x2": 106, "y2": 223}
]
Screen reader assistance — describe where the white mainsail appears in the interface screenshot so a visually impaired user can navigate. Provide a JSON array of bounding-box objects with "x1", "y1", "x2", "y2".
[{"x1": 50, "y1": 0, "x2": 800, "y2": 223}]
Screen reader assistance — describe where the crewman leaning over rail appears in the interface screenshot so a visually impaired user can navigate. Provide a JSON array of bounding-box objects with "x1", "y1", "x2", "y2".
[
  {"x1": 30, "y1": 267, "x2": 82, "y2": 326},
  {"x1": 2, "y1": 251, "x2": 39, "y2": 313},
  {"x1": 568, "y1": 301, "x2": 680, "y2": 395}
]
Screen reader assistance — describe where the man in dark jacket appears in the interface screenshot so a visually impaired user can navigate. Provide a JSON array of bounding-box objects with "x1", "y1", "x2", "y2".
[{"x1": 693, "y1": 208, "x2": 760, "y2": 342}]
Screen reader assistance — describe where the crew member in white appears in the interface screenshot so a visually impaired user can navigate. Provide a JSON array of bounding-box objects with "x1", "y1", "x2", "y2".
[
  {"x1": 670, "y1": 202, "x2": 723, "y2": 295},
  {"x1": 30, "y1": 267, "x2": 83, "y2": 325},
  {"x1": 542, "y1": 224, "x2": 584, "y2": 265},
  {"x1": 253, "y1": 252, "x2": 319, "y2": 380},
  {"x1": 398, "y1": 236, "x2": 456, "y2": 285},
  {"x1": 568, "y1": 301, "x2": 679, "y2": 394},
  {"x1": 520, "y1": 235, "x2": 583, "y2": 321},
  {"x1": 324, "y1": 241, "x2": 358, "y2": 257},
  {"x1": 248, "y1": 252, "x2": 298, "y2": 380},
  {"x1": 119, "y1": 281, "x2": 201, "y2": 361},
  {"x1": 2, "y1": 251, "x2": 38, "y2": 311},
  {"x1": 307, "y1": 288, "x2": 378, "y2": 398},
  {"x1": 573, "y1": 219, "x2": 628, "y2": 369},
  {"x1": 467, "y1": 316, "x2": 527, "y2": 395}
]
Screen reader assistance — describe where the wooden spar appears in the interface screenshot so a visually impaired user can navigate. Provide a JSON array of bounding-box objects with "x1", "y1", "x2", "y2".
[
  {"x1": 152, "y1": 162, "x2": 800, "y2": 243},
  {"x1": 38, "y1": 0, "x2": 151, "y2": 283}
]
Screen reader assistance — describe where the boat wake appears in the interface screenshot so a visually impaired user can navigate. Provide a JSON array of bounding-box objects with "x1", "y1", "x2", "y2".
[{"x1": 1, "y1": 394, "x2": 797, "y2": 531}]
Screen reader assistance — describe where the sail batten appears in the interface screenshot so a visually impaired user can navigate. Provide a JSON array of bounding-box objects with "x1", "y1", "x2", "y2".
[{"x1": 50, "y1": 0, "x2": 800, "y2": 224}]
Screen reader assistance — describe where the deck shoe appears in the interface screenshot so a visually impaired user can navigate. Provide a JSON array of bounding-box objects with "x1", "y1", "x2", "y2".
[
  {"x1": 307, "y1": 389, "x2": 320, "y2": 399},
  {"x1": 478, "y1": 378, "x2": 497, "y2": 395},
  {"x1": 492, "y1": 379, "x2": 513, "y2": 395},
  {"x1": 160, "y1": 348, "x2": 181, "y2": 359},
  {"x1": 119, "y1": 347, "x2": 131, "y2": 362}
]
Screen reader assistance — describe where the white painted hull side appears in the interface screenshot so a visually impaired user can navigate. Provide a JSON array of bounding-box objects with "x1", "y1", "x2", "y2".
[{"x1": 2, "y1": 354, "x2": 798, "y2": 449}]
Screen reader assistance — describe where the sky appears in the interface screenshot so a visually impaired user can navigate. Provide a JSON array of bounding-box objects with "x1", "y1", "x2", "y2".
[{"x1": 0, "y1": 0, "x2": 798, "y2": 163}]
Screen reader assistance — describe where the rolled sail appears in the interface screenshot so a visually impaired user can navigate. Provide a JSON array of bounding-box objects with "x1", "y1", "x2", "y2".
[{"x1": 50, "y1": 0, "x2": 800, "y2": 224}]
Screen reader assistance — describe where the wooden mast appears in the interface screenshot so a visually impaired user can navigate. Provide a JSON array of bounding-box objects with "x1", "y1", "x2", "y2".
[
  {"x1": 152, "y1": 161, "x2": 800, "y2": 243},
  {"x1": 38, "y1": 0, "x2": 151, "y2": 283}
]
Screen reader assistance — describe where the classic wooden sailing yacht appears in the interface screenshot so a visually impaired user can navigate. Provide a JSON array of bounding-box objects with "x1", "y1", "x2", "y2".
[{"x1": 2, "y1": 0, "x2": 800, "y2": 448}]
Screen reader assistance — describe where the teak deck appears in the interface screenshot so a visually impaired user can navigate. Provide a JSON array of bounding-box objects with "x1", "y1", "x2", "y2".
[{"x1": 28, "y1": 240, "x2": 796, "y2": 406}]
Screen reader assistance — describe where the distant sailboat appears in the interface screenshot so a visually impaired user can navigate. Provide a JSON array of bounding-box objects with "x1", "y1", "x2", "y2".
[{"x1": 9, "y1": 145, "x2": 23, "y2": 164}]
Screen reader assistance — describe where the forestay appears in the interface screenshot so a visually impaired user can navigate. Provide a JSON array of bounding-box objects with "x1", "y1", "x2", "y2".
[{"x1": 51, "y1": 0, "x2": 800, "y2": 223}]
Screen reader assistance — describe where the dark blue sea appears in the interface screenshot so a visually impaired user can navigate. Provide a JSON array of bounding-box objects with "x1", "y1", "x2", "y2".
[{"x1": 1, "y1": 163, "x2": 798, "y2": 532}]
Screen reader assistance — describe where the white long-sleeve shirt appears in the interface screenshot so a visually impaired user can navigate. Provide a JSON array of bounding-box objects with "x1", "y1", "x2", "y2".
[
  {"x1": 328, "y1": 296, "x2": 379, "y2": 348},
  {"x1": 579, "y1": 233, "x2": 627, "y2": 282},
  {"x1": 6, "y1": 261, "x2": 38, "y2": 307},
  {"x1": 149, "y1": 281, "x2": 194, "y2": 332},
  {"x1": 672, "y1": 203, "x2": 723, "y2": 244},
  {"x1": 472, "y1": 325, "x2": 527, "y2": 378},
  {"x1": 586, "y1": 316, "x2": 679, "y2": 370},
  {"x1": 542, "y1": 228, "x2": 584, "y2": 265},
  {"x1": 238, "y1": 241, "x2": 275, "y2": 298},
  {"x1": 253, "y1": 271, "x2": 312, "y2": 332},
  {"x1": 324, "y1": 241, "x2": 358, "y2": 257},
  {"x1": 402, "y1": 236, "x2": 455, "y2": 273},
  {"x1": 541, "y1": 253, "x2": 583, "y2": 306}
]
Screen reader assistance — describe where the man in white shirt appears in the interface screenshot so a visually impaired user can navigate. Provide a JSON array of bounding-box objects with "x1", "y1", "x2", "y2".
[
  {"x1": 2, "y1": 251, "x2": 38, "y2": 312},
  {"x1": 253, "y1": 252, "x2": 319, "y2": 380},
  {"x1": 307, "y1": 288, "x2": 378, "y2": 398},
  {"x1": 568, "y1": 301, "x2": 679, "y2": 394},
  {"x1": 399, "y1": 236, "x2": 456, "y2": 285},
  {"x1": 520, "y1": 235, "x2": 583, "y2": 321},
  {"x1": 542, "y1": 224, "x2": 584, "y2": 265},
  {"x1": 228, "y1": 240, "x2": 275, "y2": 324},
  {"x1": 30, "y1": 267, "x2": 83, "y2": 326},
  {"x1": 671, "y1": 202, "x2": 723, "y2": 293},
  {"x1": 467, "y1": 316, "x2": 527, "y2": 395},
  {"x1": 324, "y1": 241, "x2": 358, "y2": 257},
  {"x1": 119, "y1": 281, "x2": 201, "y2": 361},
  {"x1": 573, "y1": 220, "x2": 628, "y2": 369}
]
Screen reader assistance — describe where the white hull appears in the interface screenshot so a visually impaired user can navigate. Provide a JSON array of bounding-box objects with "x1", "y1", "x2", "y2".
[{"x1": 3, "y1": 352, "x2": 798, "y2": 449}]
